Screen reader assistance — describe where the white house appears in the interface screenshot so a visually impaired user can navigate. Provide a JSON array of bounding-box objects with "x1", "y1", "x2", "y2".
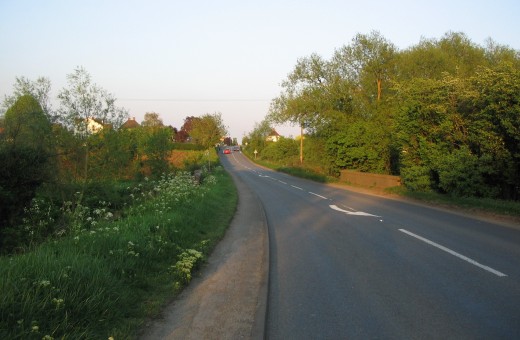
[{"x1": 266, "y1": 129, "x2": 281, "y2": 142}]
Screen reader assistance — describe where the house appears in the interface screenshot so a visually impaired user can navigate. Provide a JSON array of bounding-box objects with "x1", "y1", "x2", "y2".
[
  {"x1": 74, "y1": 117, "x2": 111, "y2": 135},
  {"x1": 266, "y1": 129, "x2": 281, "y2": 142},
  {"x1": 121, "y1": 117, "x2": 141, "y2": 129},
  {"x1": 86, "y1": 117, "x2": 104, "y2": 134}
]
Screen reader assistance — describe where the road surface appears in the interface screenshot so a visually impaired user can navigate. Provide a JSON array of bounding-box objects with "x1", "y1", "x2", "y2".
[{"x1": 220, "y1": 151, "x2": 520, "y2": 339}]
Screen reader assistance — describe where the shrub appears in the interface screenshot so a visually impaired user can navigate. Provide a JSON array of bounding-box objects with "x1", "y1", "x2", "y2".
[{"x1": 400, "y1": 165, "x2": 432, "y2": 192}]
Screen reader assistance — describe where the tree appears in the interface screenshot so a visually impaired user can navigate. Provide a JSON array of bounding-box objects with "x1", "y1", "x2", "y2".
[
  {"x1": 141, "y1": 112, "x2": 164, "y2": 127},
  {"x1": 269, "y1": 53, "x2": 335, "y2": 132},
  {"x1": 189, "y1": 112, "x2": 227, "y2": 149},
  {"x1": 176, "y1": 116, "x2": 200, "y2": 142},
  {"x1": 57, "y1": 66, "x2": 128, "y2": 144},
  {"x1": 137, "y1": 127, "x2": 172, "y2": 177},
  {"x1": 58, "y1": 67, "x2": 128, "y2": 135},
  {"x1": 57, "y1": 67, "x2": 128, "y2": 204},
  {"x1": 0, "y1": 95, "x2": 55, "y2": 245},
  {"x1": 466, "y1": 63, "x2": 520, "y2": 199},
  {"x1": 2, "y1": 95, "x2": 52, "y2": 150},
  {"x1": 335, "y1": 31, "x2": 397, "y2": 101},
  {"x1": 2, "y1": 76, "x2": 53, "y2": 120},
  {"x1": 245, "y1": 119, "x2": 272, "y2": 156}
]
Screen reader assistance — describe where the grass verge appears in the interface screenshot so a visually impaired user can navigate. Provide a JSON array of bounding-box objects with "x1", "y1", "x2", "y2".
[
  {"x1": 245, "y1": 153, "x2": 519, "y2": 220},
  {"x1": 0, "y1": 167, "x2": 237, "y2": 339},
  {"x1": 386, "y1": 186, "x2": 520, "y2": 219},
  {"x1": 250, "y1": 157, "x2": 331, "y2": 183}
]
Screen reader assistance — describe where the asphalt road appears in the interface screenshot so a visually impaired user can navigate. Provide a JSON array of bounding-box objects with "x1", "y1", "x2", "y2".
[{"x1": 220, "y1": 151, "x2": 520, "y2": 339}]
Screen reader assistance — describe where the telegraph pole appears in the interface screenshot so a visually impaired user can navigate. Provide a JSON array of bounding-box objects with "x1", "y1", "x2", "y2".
[{"x1": 300, "y1": 124, "x2": 303, "y2": 164}]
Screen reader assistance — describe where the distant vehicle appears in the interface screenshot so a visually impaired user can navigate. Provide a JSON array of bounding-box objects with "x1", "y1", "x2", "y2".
[
  {"x1": 232, "y1": 146, "x2": 240, "y2": 152},
  {"x1": 223, "y1": 148, "x2": 231, "y2": 154}
]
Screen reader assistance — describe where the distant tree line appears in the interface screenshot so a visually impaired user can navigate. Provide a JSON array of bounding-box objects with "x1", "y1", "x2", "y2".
[{"x1": 258, "y1": 31, "x2": 519, "y2": 200}]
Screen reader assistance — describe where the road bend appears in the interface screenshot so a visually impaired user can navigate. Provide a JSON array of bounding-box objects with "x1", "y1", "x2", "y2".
[{"x1": 220, "y1": 152, "x2": 520, "y2": 339}]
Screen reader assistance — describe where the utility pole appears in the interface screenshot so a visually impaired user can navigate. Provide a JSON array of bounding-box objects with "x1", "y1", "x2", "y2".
[{"x1": 300, "y1": 124, "x2": 303, "y2": 164}]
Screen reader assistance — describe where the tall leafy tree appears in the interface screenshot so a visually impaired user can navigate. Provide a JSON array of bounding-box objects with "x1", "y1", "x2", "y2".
[
  {"x1": 141, "y1": 112, "x2": 164, "y2": 127},
  {"x1": 0, "y1": 95, "x2": 54, "y2": 241},
  {"x1": 245, "y1": 119, "x2": 272, "y2": 155},
  {"x1": 2, "y1": 95, "x2": 52, "y2": 150},
  {"x1": 269, "y1": 53, "x2": 337, "y2": 132},
  {"x1": 2, "y1": 76, "x2": 53, "y2": 119},
  {"x1": 176, "y1": 116, "x2": 199, "y2": 142},
  {"x1": 466, "y1": 63, "x2": 520, "y2": 199},
  {"x1": 335, "y1": 31, "x2": 397, "y2": 101},
  {"x1": 58, "y1": 67, "x2": 128, "y2": 134},
  {"x1": 189, "y1": 112, "x2": 226, "y2": 149},
  {"x1": 57, "y1": 67, "x2": 128, "y2": 205}
]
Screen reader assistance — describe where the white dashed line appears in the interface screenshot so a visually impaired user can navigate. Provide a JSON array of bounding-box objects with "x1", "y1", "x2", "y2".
[
  {"x1": 309, "y1": 192, "x2": 328, "y2": 200},
  {"x1": 291, "y1": 185, "x2": 303, "y2": 190},
  {"x1": 399, "y1": 229, "x2": 507, "y2": 277}
]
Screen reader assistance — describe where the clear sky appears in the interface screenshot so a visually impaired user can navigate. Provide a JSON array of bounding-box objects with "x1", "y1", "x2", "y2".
[{"x1": 1, "y1": 0, "x2": 519, "y2": 139}]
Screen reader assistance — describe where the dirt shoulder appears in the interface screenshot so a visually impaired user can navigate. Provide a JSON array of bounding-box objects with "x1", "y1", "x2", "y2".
[{"x1": 139, "y1": 169, "x2": 268, "y2": 340}]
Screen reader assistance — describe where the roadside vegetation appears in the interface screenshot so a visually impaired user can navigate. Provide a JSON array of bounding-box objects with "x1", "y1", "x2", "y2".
[
  {"x1": 0, "y1": 167, "x2": 237, "y2": 339},
  {"x1": 243, "y1": 31, "x2": 520, "y2": 217},
  {"x1": 244, "y1": 31, "x2": 520, "y2": 202},
  {"x1": 245, "y1": 148, "x2": 520, "y2": 220},
  {"x1": 0, "y1": 68, "x2": 234, "y2": 339}
]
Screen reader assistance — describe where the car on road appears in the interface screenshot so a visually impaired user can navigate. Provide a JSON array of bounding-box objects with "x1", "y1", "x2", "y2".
[
  {"x1": 232, "y1": 146, "x2": 240, "y2": 152},
  {"x1": 223, "y1": 148, "x2": 231, "y2": 154}
]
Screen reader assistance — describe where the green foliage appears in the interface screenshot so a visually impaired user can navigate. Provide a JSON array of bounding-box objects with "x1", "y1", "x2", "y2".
[
  {"x1": 262, "y1": 137, "x2": 299, "y2": 163},
  {"x1": 172, "y1": 142, "x2": 205, "y2": 151},
  {"x1": 435, "y1": 146, "x2": 488, "y2": 197},
  {"x1": 399, "y1": 165, "x2": 432, "y2": 192},
  {"x1": 3, "y1": 95, "x2": 52, "y2": 150},
  {"x1": 395, "y1": 63, "x2": 520, "y2": 198},
  {"x1": 264, "y1": 31, "x2": 520, "y2": 199},
  {"x1": 88, "y1": 129, "x2": 137, "y2": 180},
  {"x1": 1, "y1": 76, "x2": 53, "y2": 117},
  {"x1": 277, "y1": 166, "x2": 329, "y2": 183},
  {"x1": 189, "y1": 112, "x2": 227, "y2": 149},
  {"x1": 0, "y1": 146, "x2": 53, "y2": 249},
  {"x1": 138, "y1": 127, "x2": 173, "y2": 177},
  {"x1": 0, "y1": 95, "x2": 56, "y2": 250},
  {"x1": 57, "y1": 66, "x2": 128, "y2": 133},
  {"x1": 242, "y1": 119, "x2": 271, "y2": 156},
  {"x1": 0, "y1": 168, "x2": 237, "y2": 339},
  {"x1": 326, "y1": 118, "x2": 391, "y2": 174}
]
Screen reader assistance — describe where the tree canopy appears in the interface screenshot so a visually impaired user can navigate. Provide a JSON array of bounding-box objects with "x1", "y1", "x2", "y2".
[
  {"x1": 189, "y1": 112, "x2": 227, "y2": 149},
  {"x1": 265, "y1": 31, "x2": 520, "y2": 199}
]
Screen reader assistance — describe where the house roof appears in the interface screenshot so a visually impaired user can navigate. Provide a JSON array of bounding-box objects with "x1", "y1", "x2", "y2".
[
  {"x1": 121, "y1": 117, "x2": 140, "y2": 129},
  {"x1": 268, "y1": 129, "x2": 280, "y2": 137}
]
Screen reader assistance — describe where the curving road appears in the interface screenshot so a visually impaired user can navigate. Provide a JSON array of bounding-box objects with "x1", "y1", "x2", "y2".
[{"x1": 220, "y1": 151, "x2": 520, "y2": 339}]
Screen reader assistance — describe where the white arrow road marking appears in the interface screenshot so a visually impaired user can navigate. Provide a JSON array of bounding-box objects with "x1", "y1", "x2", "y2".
[
  {"x1": 399, "y1": 229, "x2": 507, "y2": 277},
  {"x1": 329, "y1": 204, "x2": 380, "y2": 217}
]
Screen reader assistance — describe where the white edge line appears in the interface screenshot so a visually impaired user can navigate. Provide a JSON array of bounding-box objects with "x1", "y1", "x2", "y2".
[
  {"x1": 309, "y1": 192, "x2": 328, "y2": 200},
  {"x1": 399, "y1": 229, "x2": 507, "y2": 277},
  {"x1": 291, "y1": 185, "x2": 303, "y2": 190},
  {"x1": 278, "y1": 180, "x2": 287, "y2": 184}
]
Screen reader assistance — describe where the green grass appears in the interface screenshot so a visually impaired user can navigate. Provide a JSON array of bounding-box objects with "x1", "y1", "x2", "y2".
[
  {"x1": 247, "y1": 153, "x2": 520, "y2": 219},
  {"x1": 0, "y1": 167, "x2": 238, "y2": 339},
  {"x1": 387, "y1": 186, "x2": 520, "y2": 218},
  {"x1": 251, "y1": 157, "x2": 331, "y2": 183}
]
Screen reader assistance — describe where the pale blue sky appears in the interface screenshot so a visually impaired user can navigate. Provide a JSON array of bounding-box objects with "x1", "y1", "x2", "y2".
[{"x1": 1, "y1": 0, "x2": 519, "y2": 138}]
